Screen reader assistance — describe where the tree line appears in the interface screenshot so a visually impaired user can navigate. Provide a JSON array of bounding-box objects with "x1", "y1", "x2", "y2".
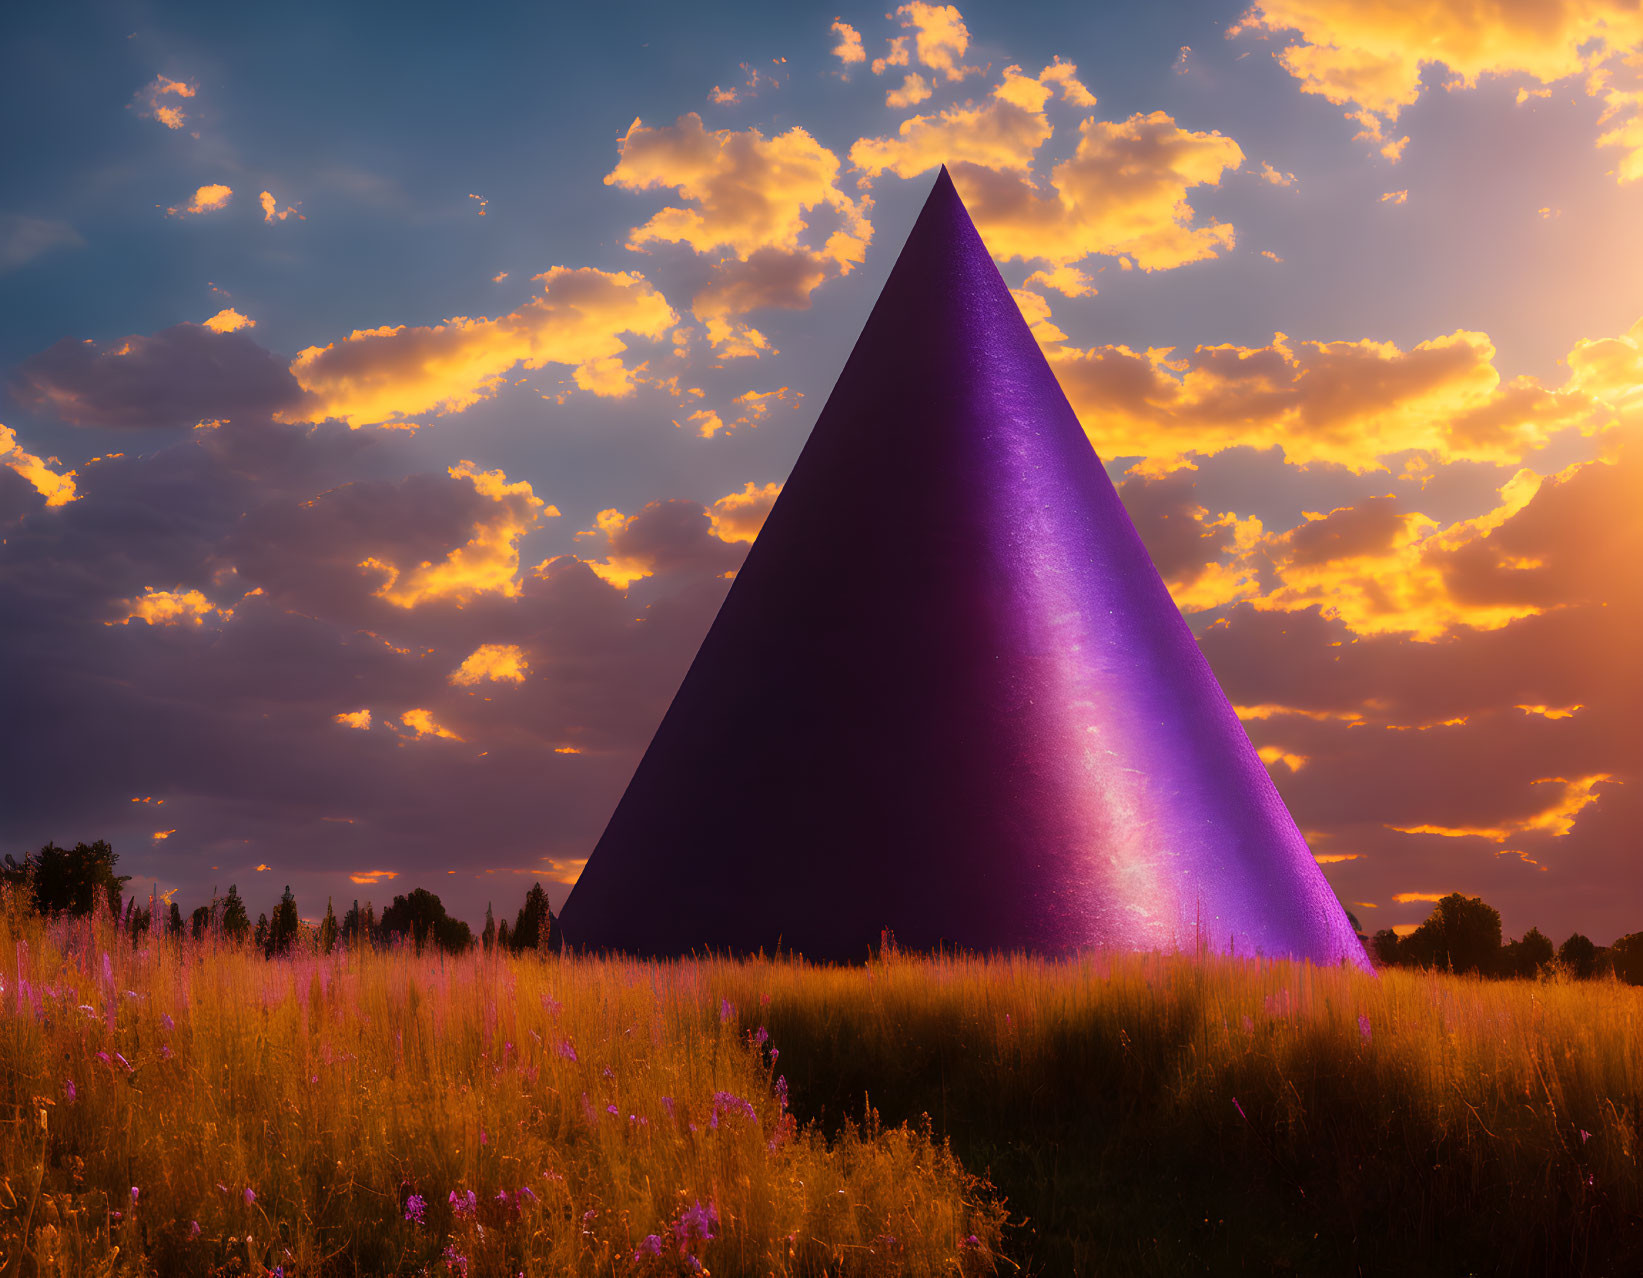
[
  {"x1": 1348, "y1": 892, "x2": 1643, "y2": 983},
  {"x1": 1, "y1": 840, "x2": 558, "y2": 957}
]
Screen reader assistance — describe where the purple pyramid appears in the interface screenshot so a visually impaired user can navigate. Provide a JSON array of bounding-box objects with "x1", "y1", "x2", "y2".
[{"x1": 558, "y1": 169, "x2": 1369, "y2": 968}]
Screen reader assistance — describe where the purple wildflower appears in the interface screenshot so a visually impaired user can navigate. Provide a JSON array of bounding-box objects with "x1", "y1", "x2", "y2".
[
  {"x1": 479, "y1": 1129, "x2": 488, "y2": 1146},
  {"x1": 674, "y1": 1199, "x2": 719, "y2": 1245},
  {"x1": 64, "y1": 1079, "x2": 76, "y2": 1102},
  {"x1": 449, "y1": 1190, "x2": 478, "y2": 1220},
  {"x1": 1580, "y1": 1128, "x2": 1593, "y2": 1143},
  {"x1": 111, "y1": 1210, "x2": 122, "y2": 1222},
  {"x1": 96, "y1": 1051, "x2": 110, "y2": 1064},
  {"x1": 517, "y1": 1185, "x2": 538, "y2": 1204},
  {"x1": 661, "y1": 1096, "x2": 675, "y2": 1120},
  {"x1": 634, "y1": 1234, "x2": 664, "y2": 1260},
  {"x1": 712, "y1": 1090, "x2": 757, "y2": 1122},
  {"x1": 607, "y1": 1104, "x2": 619, "y2": 1116},
  {"x1": 441, "y1": 1243, "x2": 469, "y2": 1276},
  {"x1": 161, "y1": 1013, "x2": 174, "y2": 1032},
  {"x1": 751, "y1": 1025, "x2": 769, "y2": 1049},
  {"x1": 769, "y1": 1047, "x2": 779, "y2": 1065},
  {"x1": 189, "y1": 1221, "x2": 201, "y2": 1239},
  {"x1": 404, "y1": 1193, "x2": 426, "y2": 1224},
  {"x1": 557, "y1": 1039, "x2": 578, "y2": 1061},
  {"x1": 244, "y1": 1187, "x2": 256, "y2": 1206},
  {"x1": 161, "y1": 1045, "x2": 173, "y2": 1060},
  {"x1": 719, "y1": 997, "x2": 735, "y2": 1024},
  {"x1": 130, "y1": 1186, "x2": 140, "y2": 1204},
  {"x1": 775, "y1": 1076, "x2": 788, "y2": 1110},
  {"x1": 963, "y1": 1234, "x2": 982, "y2": 1249}
]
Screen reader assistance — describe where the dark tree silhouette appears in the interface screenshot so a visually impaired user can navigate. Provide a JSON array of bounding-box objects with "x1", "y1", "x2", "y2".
[
  {"x1": 1609, "y1": 932, "x2": 1643, "y2": 985},
  {"x1": 496, "y1": 918, "x2": 511, "y2": 950},
  {"x1": 167, "y1": 901, "x2": 184, "y2": 936},
  {"x1": 510, "y1": 882, "x2": 555, "y2": 954},
  {"x1": 221, "y1": 885, "x2": 250, "y2": 941},
  {"x1": 1370, "y1": 929, "x2": 1402, "y2": 966},
  {"x1": 1558, "y1": 932, "x2": 1599, "y2": 978},
  {"x1": 1397, "y1": 894, "x2": 1502, "y2": 975},
  {"x1": 254, "y1": 913, "x2": 270, "y2": 950},
  {"x1": 190, "y1": 904, "x2": 211, "y2": 939},
  {"x1": 1500, "y1": 927, "x2": 1554, "y2": 978},
  {"x1": 341, "y1": 899, "x2": 377, "y2": 945},
  {"x1": 482, "y1": 902, "x2": 497, "y2": 952},
  {"x1": 319, "y1": 897, "x2": 338, "y2": 954},
  {"x1": 268, "y1": 885, "x2": 300, "y2": 955},
  {"x1": 379, "y1": 888, "x2": 472, "y2": 954},
  {"x1": 18, "y1": 841, "x2": 129, "y2": 917}
]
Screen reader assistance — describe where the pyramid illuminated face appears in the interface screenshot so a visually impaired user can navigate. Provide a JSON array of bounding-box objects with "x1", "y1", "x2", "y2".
[{"x1": 557, "y1": 169, "x2": 1370, "y2": 969}]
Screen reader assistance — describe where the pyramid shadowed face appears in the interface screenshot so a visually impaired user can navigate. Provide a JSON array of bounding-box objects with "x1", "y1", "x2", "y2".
[{"x1": 557, "y1": 169, "x2": 1370, "y2": 969}]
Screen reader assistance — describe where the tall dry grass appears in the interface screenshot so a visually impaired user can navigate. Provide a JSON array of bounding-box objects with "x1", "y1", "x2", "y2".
[
  {"x1": 0, "y1": 902, "x2": 1002, "y2": 1277},
  {"x1": 6, "y1": 897, "x2": 1643, "y2": 1276},
  {"x1": 710, "y1": 946, "x2": 1643, "y2": 1275}
]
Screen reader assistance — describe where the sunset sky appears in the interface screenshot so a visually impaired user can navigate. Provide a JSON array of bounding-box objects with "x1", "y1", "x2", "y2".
[{"x1": 3, "y1": 0, "x2": 1640, "y2": 944}]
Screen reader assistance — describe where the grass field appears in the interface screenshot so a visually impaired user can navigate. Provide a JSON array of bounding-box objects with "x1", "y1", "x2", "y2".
[{"x1": 3, "y1": 904, "x2": 1642, "y2": 1277}]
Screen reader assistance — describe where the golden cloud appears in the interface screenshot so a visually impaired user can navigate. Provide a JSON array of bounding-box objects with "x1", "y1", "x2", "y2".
[
  {"x1": 0, "y1": 423, "x2": 78, "y2": 507},
  {"x1": 887, "y1": 73, "x2": 933, "y2": 109},
  {"x1": 850, "y1": 95, "x2": 1052, "y2": 178},
  {"x1": 894, "y1": 2, "x2": 976, "y2": 81},
  {"x1": 708, "y1": 480, "x2": 782, "y2": 543},
  {"x1": 606, "y1": 114, "x2": 871, "y2": 350},
  {"x1": 1387, "y1": 774, "x2": 1614, "y2": 841},
  {"x1": 871, "y1": 37, "x2": 911, "y2": 76},
  {"x1": 166, "y1": 184, "x2": 233, "y2": 217},
  {"x1": 1231, "y1": 0, "x2": 1643, "y2": 180},
  {"x1": 401, "y1": 709, "x2": 463, "y2": 742},
  {"x1": 109, "y1": 587, "x2": 231, "y2": 627},
  {"x1": 582, "y1": 508, "x2": 654, "y2": 589},
  {"x1": 349, "y1": 869, "x2": 399, "y2": 885},
  {"x1": 259, "y1": 191, "x2": 304, "y2": 223},
  {"x1": 361, "y1": 461, "x2": 556, "y2": 608},
  {"x1": 854, "y1": 99, "x2": 1242, "y2": 272},
  {"x1": 1248, "y1": 471, "x2": 1554, "y2": 640},
  {"x1": 335, "y1": 709, "x2": 372, "y2": 730},
  {"x1": 279, "y1": 267, "x2": 677, "y2": 427},
  {"x1": 1047, "y1": 324, "x2": 1612, "y2": 473},
  {"x1": 1024, "y1": 264, "x2": 1096, "y2": 297},
  {"x1": 450, "y1": 643, "x2": 530, "y2": 686},
  {"x1": 134, "y1": 75, "x2": 196, "y2": 130},
  {"x1": 203, "y1": 308, "x2": 254, "y2": 334},
  {"x1": 831, "y1": 20, "x2": 866, "y2": 65}
]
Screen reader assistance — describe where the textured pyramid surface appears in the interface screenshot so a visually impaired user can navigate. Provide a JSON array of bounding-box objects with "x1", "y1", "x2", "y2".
[{"x1": 558, "y1": 169, "x2": 1369, "y2": 967}]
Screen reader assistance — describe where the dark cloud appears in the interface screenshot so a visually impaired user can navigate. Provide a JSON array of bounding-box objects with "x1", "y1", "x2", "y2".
[
  {"x1": 10, "y1": 324, "x2": 302, "y2": 429},
  {"x1": 1117, "y1": 470, "x2": 1238, "y2": 581},
  {"x1": 1282, "y1": 494, "x2": 1405, "y2": 565},
  {"x1": 0, "y1": 416, "x2": 742, "y2": 926},
  {"x1": 1196, "y1": 439, "x2": 1643, "y2": 942}
]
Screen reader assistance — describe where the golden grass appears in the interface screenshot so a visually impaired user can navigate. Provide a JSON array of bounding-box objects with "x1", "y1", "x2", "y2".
[
  {"x1": 5, "y1": 899, "x2": 1643, "y2": 1276},
  {"x1": 0, "y1": 906, "x2": 1002, "y2": 1277}
]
